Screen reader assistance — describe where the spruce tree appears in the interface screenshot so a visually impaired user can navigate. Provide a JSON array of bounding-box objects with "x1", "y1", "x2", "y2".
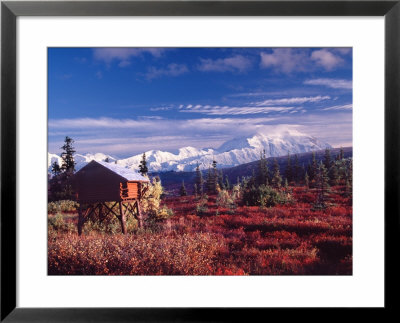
[
  {"x1": 328, "y1": 164, "x2": 339, "y2": 186},
  {"x1": 294, "y1": 154, "x2": 301, "y2": 184},
  {"x1": 225, "y1": 175, "x2": 231, "y2": 190},
  {"x1": 345, "y1": 158, "x2": 353, "y2": 196},
  {"x1": 218, "y1": 170, "x2": 225, "y2": 190},
  {"x1": 250, "y1": 169, "x2": 256, "y2": 187},
  {"x1": 257, "y1": 149, "x2": 269, "y2": 186},
  {"x1": 139, "y1": 153, "x2": 148, "y2": 176},
  {"x1": 324, "y1": 148, "x2": 332, "y2": 170},
  {"x1": 285, "y1": 153, "x2": 292, "y2": 184},
  {"x1": 194, "y1": 163, "x2": 204, "y2": 195},
  {"x1": 308, "y1": 151, "x2": 317, "y2": 182},
  {"x1": 60, "y1": 136, "x2": 76, "y2": 174},
  {"x1": 304, "y1": 171, "x2": 309, "y2": 189},
  {"x1": 212, "y1": 160, "x2": 218, "y2": 192},
  {"x1": 206, "y1": 166, "x2": 216, "y2": 194},
  {"x1": 314, "y1": 162, "x2": 330, "y2": 209},
  {"x1": 212, "y1": 159, "x2": 218, "y2": 186},
  {"x1": 271, "y1": 158, "x2": 282, "y2": 188},
  {"x1": 340, "y1": 147, "x2": 344, "y2": 160},
  {"x1": 179, "y1": 180, "x2": 187, "y2": 196},
  {"x1": 51, "y1": 161, "x2": 61, "y2": 176}
]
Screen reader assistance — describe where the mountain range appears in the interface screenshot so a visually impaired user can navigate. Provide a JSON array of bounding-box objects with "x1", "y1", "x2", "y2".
[{"x1": 48, "y1": 129, "x2": 332, "y2": 174}]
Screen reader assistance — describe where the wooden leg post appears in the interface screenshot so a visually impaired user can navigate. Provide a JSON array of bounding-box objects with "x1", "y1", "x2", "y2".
[
  {"x1": 98, "y1": 203, "x2": 104, "y2": 222},
  {"x1": 78, "y1": 206, "x2": 83, "y2": 236},
  {"x1": 119, "y1": 202, "x2": 127, "y2": 234},
  {"x1": 137, "y1": 201, "x2": 143, "y2": 229}
]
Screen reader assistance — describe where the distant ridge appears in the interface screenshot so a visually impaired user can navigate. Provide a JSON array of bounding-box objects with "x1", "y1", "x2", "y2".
[{"x1": 48, "y1": 129, "x2": 332, "y2": 174}]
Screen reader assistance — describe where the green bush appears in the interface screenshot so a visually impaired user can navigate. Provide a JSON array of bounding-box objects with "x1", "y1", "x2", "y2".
[
  {"x1": 48, "y1": 213, "x2": 75, "y2": 233},
  {"x1": 196, "y1": 195, "x2": 209, "y2": 215},
  {"x1": 216, "y1": 190, "x2": 237, "y2": 215},
  {"x1": 242, "y1": 185, "x2": 293, "y2": 207},
  {"x1": 83, "y1": 216, "x2": 126, "y2": 235},
  {"x1": 154, "y1": 206, "x2": 174, "y2": 220},
  {"x1": 48, "y1": 200, "x2": 79, "y2": 214}
]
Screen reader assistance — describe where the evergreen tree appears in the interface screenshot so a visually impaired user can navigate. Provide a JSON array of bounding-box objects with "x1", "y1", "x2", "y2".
[
  {"x1": 328, "y1": 164, "x2": 339, "y2": 186},
  {"x1": 340, "y1": 147, "x2": 344, "y2": 160},
  {"x1": 60, "y1": 136, "x2": 76, "y2": 174},
  {"x1": 50, "y1": 137, "x2": 76, "y2": 201},
  {"x1": 193, "y1": 183, "x2": 198, "y2": 196},
  {"x1": 251, "y1": 169, "x2": 257, "y2": 187},
  {"x1": 212, "y1": 159, "x2": 218, "y2": 187},
  {"x1": 51, "y1": 161, "x2": 61, "y2": 176},
  {"x1": 179, "y1": 180, "x2": 187, "y2": 196},
  {"x1": 301, "y1": 164, "x2": 306, "y2": 184},
  {"x1": 271, "y1": 158, "x2": 282, "y2": 188},
  {"x1": 194, "y1": 163, "x2": 204, "y2": 195},
  {"x1": 139, "y1": 153, "x2": 148, "y2": 176},
  {"x1": 225, "y1": 175, "x2": 231, "y2": 191},
  {"x1": 345, "y1": 158, "x2": 353, "y2": 196},
  {"x1": 284, "y1": 178, "x2": 289, "y2": 189},
  {"x1": 324, "y1": 148, "x2": 332, "y2": 170},
  {"x1": 218, "y1": 170, "x2": 225, "y2": 190},
  {"x1": 314, "y1": 162, "x2": 330, "y2": 209},
  {"x1": 308, "y1": 151, "x2": 317, "y2": 182},
  {"x1": 285, "y1": 153, "x2": 292, "y2": 183},
  {"x1": 206, "y1": 166, "x2": 216, "y2": 194},
  {"x1": 212, "y1": 160, "x2": 219, "y2": 192},
  {"x1": 257, "y1": 149, "x2": 269, "y2": 186},
  {"x1": 294, "y1": 154, "x2": 301, "y2": 184},
  {"x1": 304, "y1": 171, "x2": 309, "y2": 189}
]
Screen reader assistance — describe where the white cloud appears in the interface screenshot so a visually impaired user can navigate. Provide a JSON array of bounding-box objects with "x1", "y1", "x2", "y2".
[
  {"x1": 322, "y1": 104, "x2": 352, "y2": 111},
  {"x1": 260, "y1": 49, "x2": 309, "y2": 73},
  {"x1": 149, "y1": 106, "x2": 173, "y2": 112},
  {"x1": 49, "y1": 117, "x2": 152, "y2": 129},
  {"x1": 145, "y1": 63, "x2": 188, "y2": 80},
  {"x1": 93, "y1": 48, "x2": 166, "y2": 65},
  {"x1": 180, "y1": 104, "x2": 295, "y2": 115},
  {"x1": 49, "y1": 113, "x2": 352, "y2": 156},
  {"x1": 334, "y1": 48, "x2": 352, "y2": 55},
  {"x1": 260, "y1": 48, "x2": 347, "y2": 73},
  {"x1": 304, "y1": 78, "x2": 352, "y2": 89},
  {"x1": 198, "y1": 55, "x2": 252, "y2": 73},
  {"x1": 252, "y1": 95, "x2": 331, "y2": 106},
  {"x1": 311, "y1": 49, "x2": 344, "y2": 71},
  {"x1": 48, "y1": 116, "x2": 277, "y2": 135}
]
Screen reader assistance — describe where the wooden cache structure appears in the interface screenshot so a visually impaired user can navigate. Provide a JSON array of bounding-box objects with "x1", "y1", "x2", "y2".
[{"x1": 71, "y1": 160, "x2": 149, "y2": 235}]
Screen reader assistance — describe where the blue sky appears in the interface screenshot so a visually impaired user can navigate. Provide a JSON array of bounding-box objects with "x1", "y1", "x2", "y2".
[{"x1": 48, "y1": 47, "x2": 352, "y2": 158}]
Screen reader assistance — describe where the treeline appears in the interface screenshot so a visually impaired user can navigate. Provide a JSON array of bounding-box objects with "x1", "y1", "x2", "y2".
[
  {"x1": 187, "y1": 148, "x2": 352, "y2": 211},
  {"x1": 49, "y1": 136, "x2": 77, "y2": 201},
  {"x1": 181, "y1": 161, "x2": 232, "y2": 196}
]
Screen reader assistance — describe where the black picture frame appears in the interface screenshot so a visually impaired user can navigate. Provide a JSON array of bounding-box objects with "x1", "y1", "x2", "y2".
[{"x1": 1, "y1": 0, "x2": 399, "y2": 321}]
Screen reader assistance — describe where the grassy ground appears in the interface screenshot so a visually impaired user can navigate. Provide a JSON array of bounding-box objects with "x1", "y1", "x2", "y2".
[{"x1": 48, "y1": 186, "x2": 352, "y2": 275}]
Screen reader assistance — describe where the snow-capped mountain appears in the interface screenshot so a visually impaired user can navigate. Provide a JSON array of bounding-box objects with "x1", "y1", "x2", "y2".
[
  {"x1": 48, "y1": 129, "x2": 331, "y2": 174},
  {"x1": 48, "y1": 152, "x2": 116, "y2": 173}
]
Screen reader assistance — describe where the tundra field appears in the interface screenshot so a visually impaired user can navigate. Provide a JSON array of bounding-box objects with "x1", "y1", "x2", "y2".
[{"x1": 48, "y1": 185, "x2": 352, "y2": 275}]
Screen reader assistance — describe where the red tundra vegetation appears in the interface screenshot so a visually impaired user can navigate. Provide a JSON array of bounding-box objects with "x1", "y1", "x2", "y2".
[{"x1": 48, "y1": 185, "x2": 352, "y2": 275}]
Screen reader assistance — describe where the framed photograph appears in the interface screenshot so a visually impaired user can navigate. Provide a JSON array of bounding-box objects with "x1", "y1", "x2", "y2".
[{"x1": 1, "y1": 0, "x2": 399, "y2": 321}]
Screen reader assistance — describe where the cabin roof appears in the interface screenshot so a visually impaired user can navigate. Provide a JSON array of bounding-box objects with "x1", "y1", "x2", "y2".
[{"x1": 78, "y1": 160, "x2": 150, "y2": 182}]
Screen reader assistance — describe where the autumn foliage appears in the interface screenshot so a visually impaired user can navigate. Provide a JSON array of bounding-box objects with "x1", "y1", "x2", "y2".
[{"x1": 48, "y1": 184, "x2": 352, "y2": 275}]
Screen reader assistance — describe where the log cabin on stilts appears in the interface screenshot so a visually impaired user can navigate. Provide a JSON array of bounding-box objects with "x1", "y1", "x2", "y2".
[{"x1": 71, "y1": 160, "x2": 149, "y2": 235}]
